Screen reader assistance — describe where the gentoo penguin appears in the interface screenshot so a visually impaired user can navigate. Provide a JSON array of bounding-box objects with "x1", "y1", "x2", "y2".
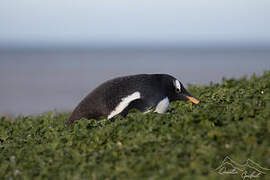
[{"x1": 66, "y1": 74, "x2": 199, "y2": 125}]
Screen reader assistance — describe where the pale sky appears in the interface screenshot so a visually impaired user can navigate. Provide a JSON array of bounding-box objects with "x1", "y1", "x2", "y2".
[{"x1": 1, "y1": 0, "x2": 270, "y2": 47}]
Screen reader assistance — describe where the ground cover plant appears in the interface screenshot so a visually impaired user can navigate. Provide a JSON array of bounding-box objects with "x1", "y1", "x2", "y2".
[{"x1": 0, "y1": 71, "x2": 270, "y2": 180}]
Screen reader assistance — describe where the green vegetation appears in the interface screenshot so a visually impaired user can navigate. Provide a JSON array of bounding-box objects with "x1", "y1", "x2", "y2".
[{"x1": 1, "y1": 72, "x2": 270, "y2": 180}]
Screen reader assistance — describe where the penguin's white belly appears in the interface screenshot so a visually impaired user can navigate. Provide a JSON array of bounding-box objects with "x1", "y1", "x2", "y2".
[
  {"x1": 154, "y1": 97, "x2": 170, "y2": 114},
  {"x1": 107, "y1": 93, "x2": 169, "y2": 119}
]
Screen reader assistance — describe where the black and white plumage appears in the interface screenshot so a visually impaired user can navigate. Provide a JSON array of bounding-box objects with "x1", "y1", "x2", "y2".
[{"x1": 66, "y1": 74, "x2": 199, "y2": 125}]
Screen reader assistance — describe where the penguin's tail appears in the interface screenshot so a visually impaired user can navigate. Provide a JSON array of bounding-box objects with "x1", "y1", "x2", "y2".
[
  {"x1": 65, "y1": 114, "x2": 76, "y2": 126},
  {"x1": 65, "y1": 108, "x2": 83, "y2": 126}
]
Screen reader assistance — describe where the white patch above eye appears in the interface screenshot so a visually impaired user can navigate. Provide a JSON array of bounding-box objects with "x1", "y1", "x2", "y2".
[
  {"x1": 155, "y1": 97, "x2": 170, "y2": 114},
  {"x1": 107, "y1": 91, "x2": 141, "y2": 119},
  {"x1": 175, "y1": 80, "x2": 181, "y2": 91}
]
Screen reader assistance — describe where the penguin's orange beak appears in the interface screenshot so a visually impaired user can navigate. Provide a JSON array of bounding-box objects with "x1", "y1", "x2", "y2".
[{"x1": 185, "y1": 95, "x2": 200, "y2": 104}]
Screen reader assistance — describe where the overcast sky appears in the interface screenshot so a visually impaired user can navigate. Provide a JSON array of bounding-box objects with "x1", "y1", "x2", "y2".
[{"x1": 1, "y1": 0, "x2": 270, "y2": 47}]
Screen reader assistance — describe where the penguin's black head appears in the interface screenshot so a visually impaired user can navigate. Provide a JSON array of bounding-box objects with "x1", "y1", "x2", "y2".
[{"x1": 162, "y1": 75, "x2": 199, "y2": 104}]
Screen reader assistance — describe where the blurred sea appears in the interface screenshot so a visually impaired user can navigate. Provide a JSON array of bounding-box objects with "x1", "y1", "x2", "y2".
[{"x1": 0, "y1": 47, "x2": 270, "y2": 116}]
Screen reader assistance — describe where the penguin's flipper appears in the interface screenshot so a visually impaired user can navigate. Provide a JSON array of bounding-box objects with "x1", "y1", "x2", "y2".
[
  {"x1": 120, "y1": 99, "x2": 152, "y2": 117},
  {"x1": 107, "y1": 91, "x2": 141, "y2": 119}
]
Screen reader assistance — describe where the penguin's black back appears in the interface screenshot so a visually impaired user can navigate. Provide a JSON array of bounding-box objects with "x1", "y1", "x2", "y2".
[{"x1": 66, "y1": 74, "x2": 174, "y2": 125}]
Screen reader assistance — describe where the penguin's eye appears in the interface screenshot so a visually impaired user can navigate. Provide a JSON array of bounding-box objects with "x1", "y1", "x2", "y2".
[{"x1": 174, "y1": 80, "x2": 181, "y2": 93}]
